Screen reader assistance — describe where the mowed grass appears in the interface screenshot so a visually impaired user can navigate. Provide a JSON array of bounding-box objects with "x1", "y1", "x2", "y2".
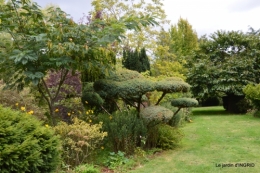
[{"x1": 129, "y1": 106, "x2": 260, "y2": 173}]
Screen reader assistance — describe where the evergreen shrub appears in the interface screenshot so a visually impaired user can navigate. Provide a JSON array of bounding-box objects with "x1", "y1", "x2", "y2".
[
  {"x1": 99, "y1": 110, "x2": 147, "y2": 155},
  {"x1": 145, "y1": 123, "x2": 183, "y2": 150},
  {"x1": 0, "y1": 105, "x2": 61, "y2": 173}
]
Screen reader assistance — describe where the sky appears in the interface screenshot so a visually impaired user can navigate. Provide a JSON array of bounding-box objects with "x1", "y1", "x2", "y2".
[{"x1": 33, "y1": 0, "x2": 260, "y2": 37}]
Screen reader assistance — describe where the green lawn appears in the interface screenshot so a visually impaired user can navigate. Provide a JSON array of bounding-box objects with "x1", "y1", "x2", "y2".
[{"x1": 129, "y1": 106, "x2": 260, "y2": 173}]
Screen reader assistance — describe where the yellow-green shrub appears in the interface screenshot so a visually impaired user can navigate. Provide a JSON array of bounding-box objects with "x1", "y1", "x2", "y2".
[
  {"x1": 54, "y1": 118, "x2": 107, "y2": 167},
  {"x1": 0, "y1": 105, "x2": 61, "y2": 173},
  {"x1": 145, "y1": 123, "x2": 183, "y2": 150}
]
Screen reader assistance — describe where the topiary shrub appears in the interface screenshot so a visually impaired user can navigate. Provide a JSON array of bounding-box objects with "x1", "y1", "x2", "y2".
[
  {"x1": 169, "y1": 98, "x2": 198, "y2": 125},
  {"x1": 171, "y1": 98, "x2": 198, "y2": 108},
  {"x1": 160, "y1": 102, "x2": 189, "y2": 127},
  {"x1": 0, "y1": 105, "x2": 61, "y2": 173},
  {"x1": 140, "y1": 105, "x2": 173, "y2": 123}
]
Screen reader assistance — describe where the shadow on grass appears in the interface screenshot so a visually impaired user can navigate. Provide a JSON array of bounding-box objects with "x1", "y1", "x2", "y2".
[{"x1": 192, "y1": 106, "x2": 232, "y2": 116}]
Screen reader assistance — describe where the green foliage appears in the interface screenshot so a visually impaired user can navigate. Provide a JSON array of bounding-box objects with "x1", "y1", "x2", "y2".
[
  {"x1": 235, "y1": 98, "x2": 252, "y2": 114},
  {"x1": 0, "y1": 105, "x2": 61, "y2": 173},
  {"x1": 187, "y1": 30, "x2": 257, "y2": 99},
  {"x1": 154, "y1": 77, "x2": 190, "y2": 105},
  {"x1": 151, "y1": 59, "x2": 187, "y2": 79},
  {"x1": 90, "y1": 69, "x2": 156, "y2": 113},
  {"x1": 160, "y1": 101, "x2": 192, "y2": 127},
  {"x1": 0, "y1": 0, "x2": 158, "y2": 125},
  {"x1": 145, "y1": 124, "x2": 184, "y2": 150},
  {"x1": 171, "y1": 98, "x2": 199, "y2": 108},
  {"x1": 169, "y1": 18, "x2": 198, "y2": 58},
  {"x1": 84, "y1": 69, "x2": 192, "y2": 113},
  {"x1": 243, "y1": 84, "x2": 260, "y2": 109},
  {"x1": 152, "y1": 18, "x2": 197, "y2": 78},
  {"x1": 54, "y1": 118, "x2": 107, "y2": 167},
  {"x1": 99, "y1": 110, "x2": 147, "y2": 154},
  {"x1": 122, "y1": 48, "x2": 150, "y2": 73},
  {"x1": 157, "y1": 124, "x2": 184, "y2": 150},
  {"x1": 91, "y1": 0, "x2": 165, "y2": 53},
  {"x1": 155, "y1": 78, "x2": 190, "y2": 93},
  {"x1": 140, "y1": 106, "x2": 173, "y2": 123},
  {"x1": 0, "y1": 81, "x2": 46, "y2": 120},
  {"x1": 104, "y1": 151, "x2": 129, "y2": 170},
  {"x1": 82, "y1": 83, "x2": 104, "y2": 108},
  {"x1": 74, "y1": 164, "x2": 100, "y2": 173}
]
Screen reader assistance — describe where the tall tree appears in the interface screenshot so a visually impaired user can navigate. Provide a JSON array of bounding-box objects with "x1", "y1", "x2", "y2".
[
  {"x1": 187, "y1": 30, "x2": 259, "y2": 113},
  {"x1": 0, "y1": 0, "x2": 158, "y2": 125},
  {"x1": 91, "y1": 0, "x2": 167, "y2": 55},
  {"x1": 170, "y1": 17, "x2": 198, "y2": 59},
  {"x1": 122, "y1": 48, "x2": 150, "y2": 73}
]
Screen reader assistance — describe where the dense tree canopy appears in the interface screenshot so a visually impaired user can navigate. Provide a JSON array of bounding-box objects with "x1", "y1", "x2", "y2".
[
  {"x1": 151, "y1": 18, "x2": 198, "y2": 78},
  {"x1": 0, "y1": 0, "x2": 158, "y2": 125},
  {"x1": 187, "y1": 30, "x2": 260, "y2": 112},
  {"x1": 91, "y1": 0, "x2": 167, "y2": 54},
  {"x1": 122, "y1": 47, "x2": 150, "y2": 73},
  {"x1": 169, "y1": 18, "x2": 198, "y2": 59}
]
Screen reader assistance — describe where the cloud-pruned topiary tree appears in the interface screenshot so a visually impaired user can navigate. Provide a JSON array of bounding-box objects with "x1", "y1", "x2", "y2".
[
  {"x1": 171, "y1": 98, "x2": 198, "y2": 116},
  {"x1": 154, "y1": 77, "x2": 190, "y2": 105},
  {"x1": 82, "y1": 69, "x2": 195, "y2": 117},
  {"x1": 168, "y1": 98, "x2": 198, "y2": 125},
  {"x1": 92, "y1": 69, "x2": 155, "y2": 114}
]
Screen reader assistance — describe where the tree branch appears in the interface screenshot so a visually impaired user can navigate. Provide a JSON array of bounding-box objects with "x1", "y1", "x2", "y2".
[{"x1": 155, "y1": 92, "x2": 166, "y2": 105}]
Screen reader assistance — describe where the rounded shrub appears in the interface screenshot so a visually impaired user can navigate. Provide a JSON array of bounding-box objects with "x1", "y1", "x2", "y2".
[
  {"x1": 54, "y1": 118, "x2": 107, "y2": 167},
  {"x1": 0, "y1": 105, "x2": 61, "y2": 173},
  {"x1": 140, "y1": 106, "x2": 173, "y2": 123}
]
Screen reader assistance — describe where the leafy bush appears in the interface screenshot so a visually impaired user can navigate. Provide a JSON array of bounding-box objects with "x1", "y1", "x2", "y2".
[
  {"x1": 99, "y1": 110, "x2": 147, "y2": 154},
  {"x1": 54, "y1": 118, "x2": 107, "y2": 167},
  {"x1": 243, "y1": 84, "x2": 260, "y2": 110},
  {"x1": 0, "y1": 81, "x2": 46, "y2": 120},
  {"x1": 104, "y1": 151, "x2": 129, "y2": 170},
  {"x1": 0, "y1": 105, "x2": 61, "y2": 173},
  {"x1": 145, "y1": 123, "x2": 184, "y2": 150},
  {"x1": 157, "y1": 124, "x2": 184, "y2": 149},
  {"x1": 235, "y1": 98, "x2": 252, "y2": 114}
]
